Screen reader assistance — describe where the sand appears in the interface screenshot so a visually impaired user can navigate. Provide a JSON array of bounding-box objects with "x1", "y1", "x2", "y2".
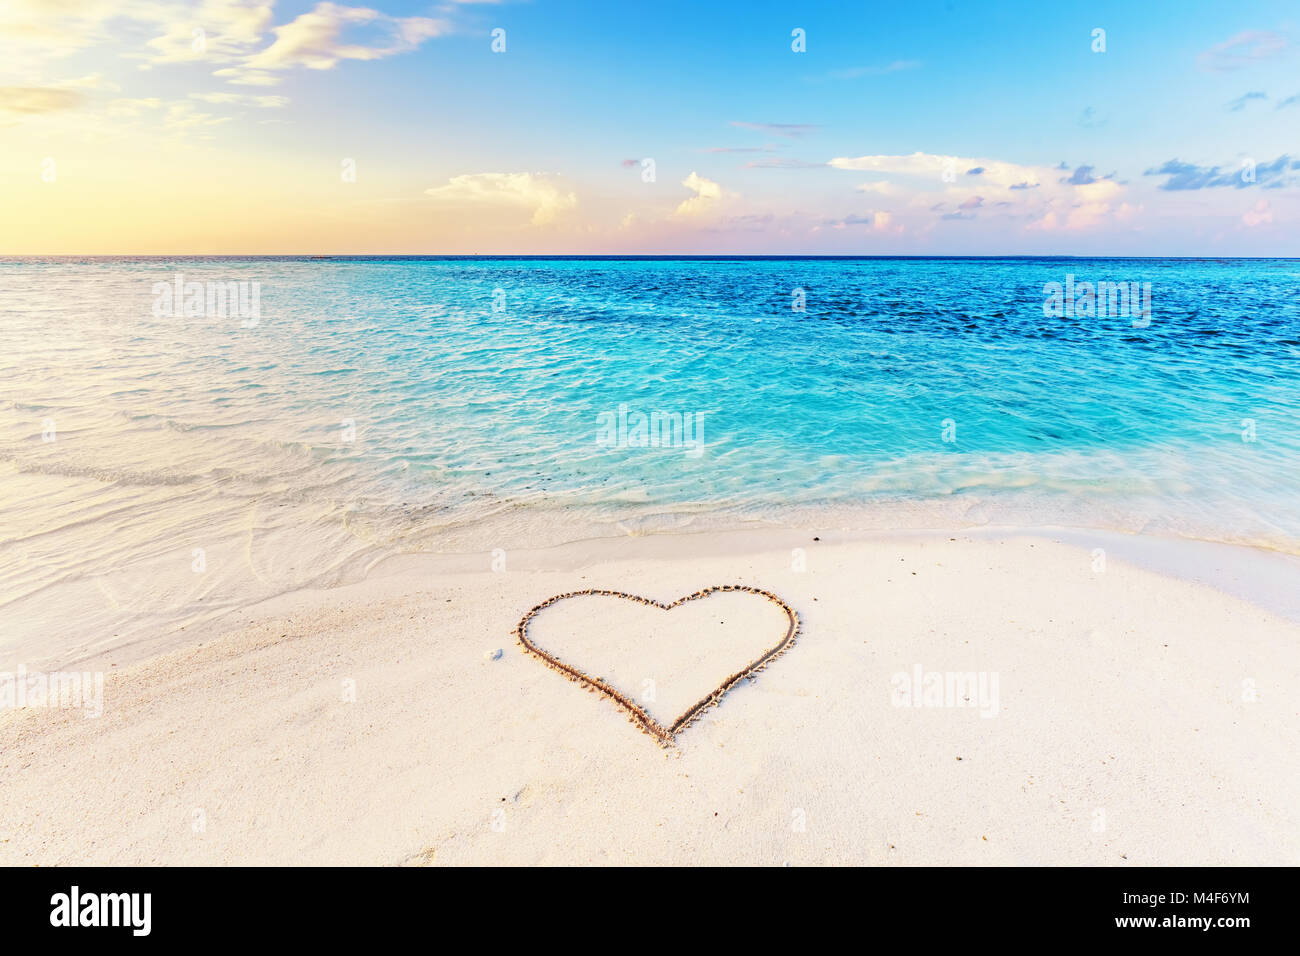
[{"x1": 2, "y1": 527, "x2": 1298, "y2": 866}]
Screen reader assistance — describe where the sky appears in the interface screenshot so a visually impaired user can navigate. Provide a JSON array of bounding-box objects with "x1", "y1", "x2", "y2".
[{"x1": 1, "y1": 0, "x2": 1297, "y2": 255}]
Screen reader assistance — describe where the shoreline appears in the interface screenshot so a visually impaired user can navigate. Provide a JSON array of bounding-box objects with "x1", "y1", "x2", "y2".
[
  {"x1": 25, "y1": 520, "x2": 1300, "y2": 674},
  {"x1": 3, "y1": 525, "x2": 1298, "y2": 865}
]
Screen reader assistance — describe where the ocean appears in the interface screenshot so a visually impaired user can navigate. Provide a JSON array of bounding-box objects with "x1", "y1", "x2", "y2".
[{"x1": 2, "y1": 256, "x2": 1299, "y2": 657}]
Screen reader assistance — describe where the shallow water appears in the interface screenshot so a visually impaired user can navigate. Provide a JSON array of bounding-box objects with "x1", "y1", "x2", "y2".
[{"x1": 2, "y1": 256, "x2": 1298, "y2": 658}]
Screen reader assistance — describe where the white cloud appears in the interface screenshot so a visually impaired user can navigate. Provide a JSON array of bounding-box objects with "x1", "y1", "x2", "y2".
[
  {"x1": 831, "y1": 150, "x2": 1127, "y2": 233},
  {"x1": 1, "y1": 1, "x2": 450, "y2": 91},
  {"x1": 163, "y1": 100, "x2": 232, "y2": 131},
  {"x1": 1, "y1": 1, "x2": 268, "y2": 73},
  {"x1": 212, "y1": 68, "x2": 281, "y2": 86},
  {"x1": 673, "y1": 171, "x2": 732, "y2": 217},
  {"x1": 1114, "y1": 202, "x2": 1141, "y2": 222},
  {"x1": 108, "y1": 97, "x2": 163, "y2": 117},
  {"x1": 830, "y1": 151, "x2": 1046, "y2": 189},
  {"x1": 871, "y1": 211, "x2": 900, "y2": 233},
  {"x1": 64, "y1": 73, "x2": 120, "y2": 91},
  {"x1": 424, "y1": 173, "x2": 578, "y2": 225},
  {"x1": 222, "y1": 2, "x2": 447, "y2": 83},
  {"x1": 1197, "y1": 30, "x2": 1289, "y2": 72},
  {"x1": 145, "y1": 1, "x2": 274, "y2": 65},
  {"x1": 0, "y1": 87, "x2": 86, "y2": 114},
  {"x1": 190, "y1": 91, "x2": 289, "y2": 107},
  {"x1": 0, "y1": 73, "x2": 119, "y2": 120},
  {"x1": 0, "y1": 0, "x2": 134, "y2": 67},
  {"x1": 1242, "y1": 199, "x2": 1272, "y2": 227},
  {"x1": 827, "y1": 60, "x2": 922, "y2": 80}
]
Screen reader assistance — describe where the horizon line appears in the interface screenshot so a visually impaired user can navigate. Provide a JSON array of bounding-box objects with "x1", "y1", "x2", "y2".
[{"x1": 4, "y1": 254, "x2": 1299, "y2": 261}]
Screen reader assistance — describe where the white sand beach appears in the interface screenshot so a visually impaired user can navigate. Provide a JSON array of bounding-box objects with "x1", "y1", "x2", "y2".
[{"x1": 2, "y1": 527, "x2": 1298, "y2": 866}]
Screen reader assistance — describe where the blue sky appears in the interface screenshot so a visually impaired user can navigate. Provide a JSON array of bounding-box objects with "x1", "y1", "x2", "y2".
[{"x1": 1, "y1": 0, "x2": 1297, "y2": 253}]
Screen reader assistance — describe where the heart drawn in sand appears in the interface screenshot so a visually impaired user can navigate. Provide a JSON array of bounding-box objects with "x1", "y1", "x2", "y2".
[{"x1": 514, "y1": 586, "x2": 800, "y2": 747}]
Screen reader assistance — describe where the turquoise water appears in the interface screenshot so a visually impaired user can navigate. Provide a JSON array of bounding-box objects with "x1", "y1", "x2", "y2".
[{"x1": 2, "y1": 257, "x2": 1299, "y2": 649}]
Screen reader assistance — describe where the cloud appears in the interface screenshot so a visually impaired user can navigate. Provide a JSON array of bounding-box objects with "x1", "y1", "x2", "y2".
[
  {"x1": 145, "y1": 1, "x2": 275, "y2": 65},
  {"x1": 63, "y1": 73, "x2": 120, "y2": 91},
  {"x1": 1242, "y1": 199, "x2": 1272, "y2": 227},
  {"x1": 105, "y1": 91, "x2": 283, "y2": 127},
  {"x1": 829, "y1": 151, "x2": 1046, "y2": 189},
  {"x1": 215, "y1": 2, "x2": 448, "y2": 84},
  {"x1": 824, "y1": 60, "x2": 922, "y2": 80},
  {"x1": 966, "y1": 166, "x2": 984, "y2": 175},
  {"x1": 822, "y1": 210, "x2": 902, "y2": 234},
  {"x1": 212, "y1": 68, "x2": 280, "y2": 86},
  {"x1": 730, "y1": 121, "x2": 819, "y2": 138},
  {"x1": 1114, "y1": 202, "x2": 1141, "y2": 222},
  {"x1": 673, "y1": 171, "x2": 730, "y2": 217},
  {"x1": 108, "y1": 97, "x2": 163, "y2": 118},
  {"x1": 1144, "y1": 159, "x2": 1229, "y2": 189},
  {"x1": 0, "y1": 0, "x2": 123, "y2": 67},
  {"x1": 1279, "y1": 93, "x2": 1300, "y2": 109},
  {"x1": 1, "y1": 1, "x2": 454, "y2": 95},
  {"x1": 0, "y1": 86, "x2": 85, "y2": 114},
  {"x1": 424, "y1": 173, "x2": 577, "y2": 225},
  {"x1": 1144, "y1": 155, "x2": 1294, "y2": 190},
  {"x1": 1227, "y1": 91, "x2": 1267, "y2": 111},
  {"x1": 1062, "y1": 165, "x2": 1098, "y2": 185},
  {"x1": 831, "y1": 151, "x2": 1126, "y2": 235},
  {"x1": 1078, "y1": 106, "x2": 1106, "y2": 128},
  {"x1": 163, "y1": 100, "x2": 232, "y2": 131},
  {"x1": 1198, "y1": 30, "x2": 1289, "y2": 71},
  {"x1": 191, "y1": 92, "x2": 289, "y2": 107},
  {"x1": 703, "y1": 213, "x2": 774, "y2": 233},
  {"x1": 1, "y1": 1, "x2": 275, "y2": 74}
]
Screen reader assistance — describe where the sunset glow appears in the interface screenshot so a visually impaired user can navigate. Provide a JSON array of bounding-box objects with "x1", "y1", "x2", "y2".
[{"x1": 3, "y1": 0, "x2": 1298, "y2": 254}]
